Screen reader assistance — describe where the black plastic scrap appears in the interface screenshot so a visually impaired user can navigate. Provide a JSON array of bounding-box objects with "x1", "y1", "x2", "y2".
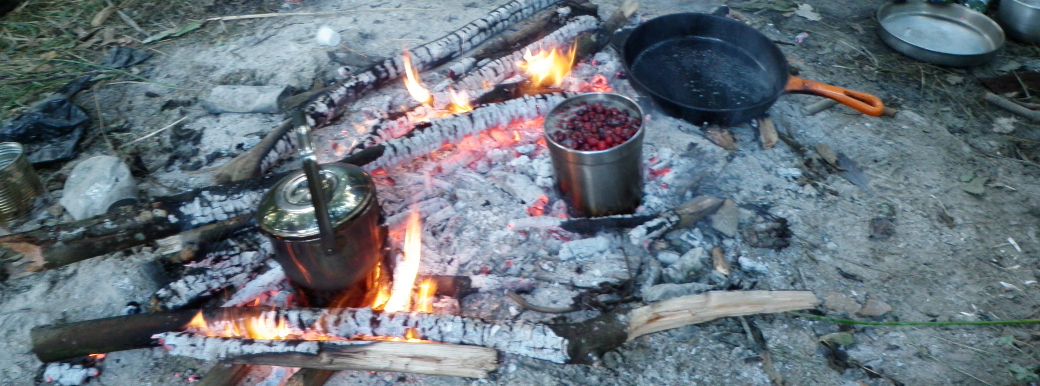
[{"x1": 0, "y1": 47, "x2": 152, "y2": 164}]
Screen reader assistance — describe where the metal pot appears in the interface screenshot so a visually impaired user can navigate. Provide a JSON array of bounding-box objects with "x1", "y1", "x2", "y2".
[
  {"x1": 545, "y1": 93, "x2": 644, "y2": 217},
  {"x1": 877, "y1": 2, "x2": 1004, "y2": 66},
  {"x1": 998, "y1": 0, "x2": 1040, "y2": 44},
  {"x1": 256, "y1": 162, "x2": 384, "y2": 291}
]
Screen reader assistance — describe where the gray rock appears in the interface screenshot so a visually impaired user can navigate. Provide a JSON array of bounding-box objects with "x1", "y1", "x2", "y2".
[
  {"x1": 710, "y1": 199, "x2": 739, "y2": 237},
  {"x1": 655, "y1": 251, "x2": 680, "y2": 265},
  {"x1": 202, "y1": 85, "x2": 287, "y2": 114},
  {"x1": 59, "y1": 156, "x2": 137, "y2": 220},
  {"x1": 642, "y1": 282, "x2": 714, "y2": 302},
  {"x1": 662, "y1": 247, "x2": 706, "y2": 283}
]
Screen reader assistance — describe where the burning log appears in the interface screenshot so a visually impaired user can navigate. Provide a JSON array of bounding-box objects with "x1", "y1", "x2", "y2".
[
  {"x1": 305, "y1": 0, "x2": 560, "y2": 127},
  {"x1": 156, "y1": 334, "x2": 499, "y2": 378},
  {"x1": 360, "y1": 92, "x2": 569, "y2": 171},
  {"x1": 150, "y1": 232, "x2": 274, "y2": 311},
  {"x1": 0, "y1": 171, "x2": 281, "y2": 277}
]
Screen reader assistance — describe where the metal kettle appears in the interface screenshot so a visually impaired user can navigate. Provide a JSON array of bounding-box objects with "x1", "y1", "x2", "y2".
[{"x1": 256, "y1": 112, "x2": 384, "y2": 291}]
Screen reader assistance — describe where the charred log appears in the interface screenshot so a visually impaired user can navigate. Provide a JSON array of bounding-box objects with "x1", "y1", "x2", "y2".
[
  {"x1": 150, "y1": 232, "x2": 273, "y2": 311},
  {"x1": 30, "y1": 309, "x2": 199, "y2": 363}
]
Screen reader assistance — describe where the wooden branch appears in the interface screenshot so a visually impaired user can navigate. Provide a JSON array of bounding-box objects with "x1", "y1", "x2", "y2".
[
  {"x1": 984, "y1": 92, "x2": 1040, "y2": 122},
  {"x1": 629, "y1": 196, "x2": 725, "y2": 245},
  {"x1": 626, "y1": 290, "x2": 819, "y2": 340},
  {"x1": 285, "y1": 368, "x2": 335, "y2": 386},
  {"x1": 31, "y1": 309, "x2": 199, "y2": 363}
]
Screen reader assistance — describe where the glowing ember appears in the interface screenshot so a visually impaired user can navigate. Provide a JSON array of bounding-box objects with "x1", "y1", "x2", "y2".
[
  {"x1": 402, "y1": 52, "x2": 431, "y2": 104},
  {"x1": 446, "y1": 87, "x2": 472, "y2": 114},
  {"x1": 579, "y1": 74, "x2": 612, "y2": 93},
  {"x1": 526, "y1": 194, "x2": 549, "y2": 217},
  {"x1": 383, "y1": 210, "x2": 422, "y2": 312},
  {"x1": 518, "y1": 45, "x2": 576, "y2": 87}
]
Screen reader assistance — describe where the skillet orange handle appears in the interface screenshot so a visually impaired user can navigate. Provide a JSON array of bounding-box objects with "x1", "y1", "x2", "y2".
[{"x1": 785, "y1": 77, "x2": 884, "y2": 116}]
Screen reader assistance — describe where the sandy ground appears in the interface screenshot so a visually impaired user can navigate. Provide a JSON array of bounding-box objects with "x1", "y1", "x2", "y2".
[{"x1": 2, "y1": 0, "x2": 1040, "y2": 385}]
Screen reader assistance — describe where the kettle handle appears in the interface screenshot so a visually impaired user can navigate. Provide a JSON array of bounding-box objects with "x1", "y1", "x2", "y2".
[{"x1": 293, "y1": 110, "x2": 339, "y2": 254}]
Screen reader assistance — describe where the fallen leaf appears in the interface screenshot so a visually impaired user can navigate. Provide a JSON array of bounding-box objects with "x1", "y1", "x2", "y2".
[
  {"x1": 90, "y1": 4, "x2": 118, "y2": 27},
  {"x1": 704, "y1": 127, "x2": 737, "y2": 150},
  {"x1": 814, "y1": 144, "x2": 838, "y2": 166},
  {"x1": 794, "y1": 4, "x2": 822, "y2": 21},
  {"x1": 999, "y1": 61, "x2": 1022, "y2": 72},
  {"x1": 837, "y1": 153, "x2": 869, "y2": 188},
  {"x1": 856, "y1": 298, "x2": 892, "y2": 317},
  {"x1": 991, "y1": 117, "x2": 1018, "y2": 133},
  {"x1": 711, "y1": 246, "x2": 730, "y2": 275},
  {"x1": 758, "y1": 117, "x2": 778, "y2": 149},
  {"x1": 820, "y1": 332, "x2": 855, "y2": 346},
  {"x1": 963, "y1": 176, "x2": 987, "y2": 195},
  {"x1": 945, "y1": 74, "x2": 964, "y2": 85},
  {"x1": 849, "y1": 23, "x2": 864, "y2": 34}
]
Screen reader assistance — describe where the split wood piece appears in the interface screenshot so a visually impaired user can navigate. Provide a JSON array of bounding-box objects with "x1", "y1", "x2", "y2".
[
  {"x1": 984, "y1": 92, "x2": 1040, "y2": 122},
  {"x1": 758, "y1": 116, "x2": 778, "y2": 149},
  {"x1": 156, "y1": 333, "x2": 499, "y2": 378},
  {"x1": 711, "y1": 246, "x2": 730, "y2": 275},
  {"x1": 212, "y1": 118, "x2": 293, "y2": 185},
  {"x1": 285, "y1": 368, "x2": 336, "y2": 386},
  {"x1": 197, "y1": 363, "x2": 251, "y2": 386},
  {"x1": 305, "y1": 0, "x2": 560, "y2": 127},
  {"x1": 627, "y1": 290, "x2": 819, "y2": 340},
  {"x1": 704, "y1": 126, "x2": 737, "y2": 150},
  {"x1": 151, "y1": 232, "x2": 273, "y2": 311},
  {"x1": 628, "y1": 196, "x2": 725, "y2": 245},
  {"x1": 448, "y1": 0, "x2": 600, "y2": 78},
  {"x1": 572, "y1": 0, "x2": 638, "y2": 61}
]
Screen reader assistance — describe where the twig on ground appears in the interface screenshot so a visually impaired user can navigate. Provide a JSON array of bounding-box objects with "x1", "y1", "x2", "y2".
[
  {"x1": 205, "y1": 9, "x2": 435, "y2": 22},
  {"x1": 506, "y1": 290, "x2": 579, "y2": 314},
  {"x1": 121, "y1": 115, "x2": 188, "y2": 148}
]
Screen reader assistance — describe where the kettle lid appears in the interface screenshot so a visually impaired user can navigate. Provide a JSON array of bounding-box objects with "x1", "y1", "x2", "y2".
[{"x1": 256, "y1": 162, "x2": 376, "y2": 238}]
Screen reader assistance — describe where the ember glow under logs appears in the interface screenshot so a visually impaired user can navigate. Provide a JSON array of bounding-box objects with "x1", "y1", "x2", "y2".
[{"x1": 545, "y1": 93, "x2": 645, "y2": 217}]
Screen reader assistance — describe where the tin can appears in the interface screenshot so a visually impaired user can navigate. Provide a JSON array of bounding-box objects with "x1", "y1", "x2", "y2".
[
  {"x1": 256, "y1": 163, "x2": 384, "y2": 291},
  {"x1": 544, "y1": 93, "x2": 645, "y2": 217},
  {"x1": 0, "y1": 142, "x2": 43, "y2": 223}
]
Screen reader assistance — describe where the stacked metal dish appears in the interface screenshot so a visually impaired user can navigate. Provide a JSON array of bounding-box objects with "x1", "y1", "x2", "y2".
[{"x1": 877, "y1": 1, "x2": 1004, "y2": 66}]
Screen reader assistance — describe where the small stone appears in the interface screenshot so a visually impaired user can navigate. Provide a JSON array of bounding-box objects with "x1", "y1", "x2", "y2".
[
  {"x1": 59, "y1": 156, "x2": 138, "y2": 220},
  {"x1": 46, "y1": 204, "x2": 64, "y2": 217},
  {"x1": 820, "y1": 332, "x2": 855, "y2": 346},
  {"x1": 856, "y1": 298, "x2": 893, "y2": 317},
  {"x1": 737, "y1": 256, "x2": 769, "y2": 275},
  {"x1": 662, "y1": 247, "x2": 706, "y2": 283},
  {"x1": 963, "y1": 177, "x2": 987, "y2": 195},
  {"x1": 823, "y1": 291, "x2": 861, "y2": 314},
  {"x1": 710, "y1": 199, "x2": 739, "y2": 237},
  {"x1": 655, "y1": 251, "x2": 680, "y2": 265}
]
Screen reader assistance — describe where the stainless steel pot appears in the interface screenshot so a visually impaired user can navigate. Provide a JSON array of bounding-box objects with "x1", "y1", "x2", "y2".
[
  {"x1": 877, "y1": 2, "x2": 1004, "y2": 67},
  {"x1": 998, "y1": 0, "x2": 1040, "y2": 43},
  {"x1": 256, "y1": 162, "x2": 384, "y2": 292},
  {"x1": 545, "y1": 93, "x2": 644, "y2": 217}
]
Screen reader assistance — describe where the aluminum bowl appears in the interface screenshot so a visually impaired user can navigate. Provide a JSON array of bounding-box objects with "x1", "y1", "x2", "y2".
[
  {"x1": 877, "y1": 2, "x2": 1004, "y2": 67},
  {"x1": 998, "y1": 0, "x2": 1040, "y2": 44}
]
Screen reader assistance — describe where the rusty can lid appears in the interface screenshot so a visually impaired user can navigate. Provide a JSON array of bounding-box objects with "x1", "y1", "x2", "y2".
[{"x1": 257, "y1": 162, "x2": 376, "y2": 238}]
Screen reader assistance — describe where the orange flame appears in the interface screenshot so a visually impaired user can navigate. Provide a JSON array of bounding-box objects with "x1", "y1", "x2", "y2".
[
  {"x1": 383, "y1": 210, "x2": 422, "y2": 312},
  {"x1": 415, "y1": 277, "x2": 435, "y2": 313},
  {"x1": 402, "y1": 52, "x2": 431, "y2": 104},
  {"x1": 518, "y1": 45, "x2": 576, "y2": 87},
  {"x1": 446, "y1": 87, "x2": 472, "y2": 114}
]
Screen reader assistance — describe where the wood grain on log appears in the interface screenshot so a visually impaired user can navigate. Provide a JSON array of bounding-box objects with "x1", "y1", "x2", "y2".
[
  {"x1": 284, "y1": 368, "x2": 335, "y2": 386},
  {"x1": 155, "y1": 332, "x2": 499, "y2": 378}
]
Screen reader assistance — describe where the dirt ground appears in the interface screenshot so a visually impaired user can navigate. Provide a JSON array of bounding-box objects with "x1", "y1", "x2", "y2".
[{"x1": 2, "y1": 0, "x2": 1040, "y2": 385}]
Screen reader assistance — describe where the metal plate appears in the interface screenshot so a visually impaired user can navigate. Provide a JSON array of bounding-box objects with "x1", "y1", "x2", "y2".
[{"x1": 878, "y1": 2, "x2": 1004, "y2": 67}]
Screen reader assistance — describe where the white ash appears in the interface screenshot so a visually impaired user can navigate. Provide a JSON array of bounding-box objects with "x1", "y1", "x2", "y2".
[
  {"x1": 220, "y1": 262, "x2": 287, "y2": 307},
  {"x1": 662, "y1": 247, "x2": 708, "y2": 284},
  {"x1": 641, "y1": 282, "x2": 715, "y2": 303},
  {"x1": 507, "y1": 216, "x2": 562, "y2": 230},
  {"x1": 43, "y1": 363, "x2": 99, "y2": 386},
  {"x1": 175, "y1": 188, "x2": 265, "y2": 228},
  {"x1": 155, "y1": 332, "x2": 320, "y2": 361},
  {"x1": 152, "y1": 234, "x2": 273, "y2": 310},
  {"x1": 737, "y1": 256, "x2": 770, "y2": 275},
  {"x1": 490, "y1": 171, "x2": 546, "y2": 206},
  {"x1": 558, "y1": 235, "x2": 612, "y2": 260},
  {"x1": 629, "y1": 211, "x2": 682, "y2": 246}
]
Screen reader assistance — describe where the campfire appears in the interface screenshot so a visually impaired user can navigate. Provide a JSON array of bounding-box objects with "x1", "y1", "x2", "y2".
[{"x1": 19, "y1": 1, "x2": 825, "y2": 385}]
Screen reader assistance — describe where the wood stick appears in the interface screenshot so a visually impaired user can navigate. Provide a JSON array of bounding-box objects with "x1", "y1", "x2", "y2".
[
  {"x1": 284, "y1": 368, "x2": 336, "y2": 386},
  {"x1": 984, "y1": 92, "x2": 1040, "y2": 122},
  {"x1": 758, "y1": 116, "x2": 777, "y2": 149},
  {"x1": 626, "y1": 291, "x2": 819, "y2": 340},
  {"x1": 31, "y1": 309, "x2": 199, "y2": 363},
  {"x1": 197, "y1": 364, "x2": 251, "y2": 386}
]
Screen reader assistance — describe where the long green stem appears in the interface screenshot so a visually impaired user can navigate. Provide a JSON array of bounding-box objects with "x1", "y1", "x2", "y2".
[
  {"x1": 48, "y1": 59, "x2": 177, "y2": 89},
  {"x1": 789, "y1": 312, "x2": 1040, "y2": 327}
]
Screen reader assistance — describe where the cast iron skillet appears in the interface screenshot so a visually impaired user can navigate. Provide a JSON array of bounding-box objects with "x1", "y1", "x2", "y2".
[{"x1": 620, "y1": 13, "x2": 884, "y2": 126}]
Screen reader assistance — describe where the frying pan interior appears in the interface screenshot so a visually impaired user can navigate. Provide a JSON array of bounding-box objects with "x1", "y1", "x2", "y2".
[{"x1": 622, "y1": 13, "x2": 789, "y2": 124}]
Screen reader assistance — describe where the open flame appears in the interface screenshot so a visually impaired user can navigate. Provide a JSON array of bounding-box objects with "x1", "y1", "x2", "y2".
[
  {"x1": 383, "y1": 210, "x2": 423, "y2": 312},
  {"x1": 402, "y1": 52, "x2": 432, "y2": 105},
  {"x1": 446, "y1": 87, "x2": 473, "y2": 114},
  {"x1": 518, "y1": 45, "x2": 576, "y2": 87}
]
